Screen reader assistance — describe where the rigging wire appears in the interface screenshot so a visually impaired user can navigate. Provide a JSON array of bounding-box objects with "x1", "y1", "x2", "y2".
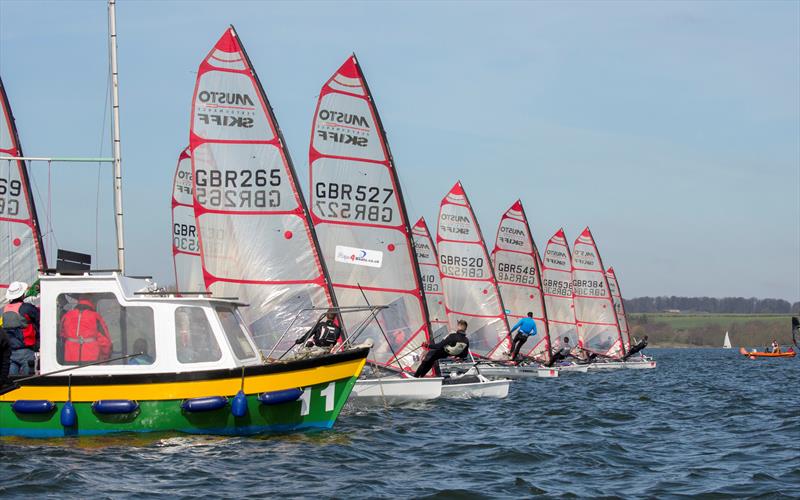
[{"x1": 95, "y1": 71, "x2": 111, "y2": 264}]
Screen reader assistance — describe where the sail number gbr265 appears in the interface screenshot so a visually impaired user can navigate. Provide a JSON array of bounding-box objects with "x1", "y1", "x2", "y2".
[
  {"x1": 314, "y1": 182, "x2": 394, "y2": 223},
  {"x1": 440, "y1": 255, "x2": 485, "y2": 278},
  {"x1": 195, "y1": 169, "x2": 282, "y2": 209}
]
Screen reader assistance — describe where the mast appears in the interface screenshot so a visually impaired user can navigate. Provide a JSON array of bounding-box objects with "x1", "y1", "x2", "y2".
[{"x1": 108, "y1": 0, "x2": 125, "y2": 273}]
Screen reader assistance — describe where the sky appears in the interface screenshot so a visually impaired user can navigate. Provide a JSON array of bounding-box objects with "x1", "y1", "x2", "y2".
[{"x1": 0, "y1": 0, "x2": 798, "y2": 301}]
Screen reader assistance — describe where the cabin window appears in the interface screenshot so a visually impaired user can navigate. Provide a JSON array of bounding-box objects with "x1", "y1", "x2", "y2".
[
  {"x1": 175, "y1": 306, "x2": 222, "y2": 363},
  {"x1": 216, "y1": 307, "x2": 256, "y2": 360},
  {"x1": 56, "y1": 293, "x2": 156, "y2": 366}
]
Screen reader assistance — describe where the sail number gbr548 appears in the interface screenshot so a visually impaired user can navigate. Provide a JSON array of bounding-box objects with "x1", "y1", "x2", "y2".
[{"x1": 195, "y1": 168, "x2": 281, "y2": 209}]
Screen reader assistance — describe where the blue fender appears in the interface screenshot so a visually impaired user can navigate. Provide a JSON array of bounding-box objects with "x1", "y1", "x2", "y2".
[
  {"x1": 258, "y1": 388, "x2": 303, "y2": 406},
  {"x1": 181, "y1": 396, "x2": 228, "y2": 412},
  {"x1": 12, "y1": 400, "x2": 55, "y2": 414},
  {"x1": 231, "y1": 390, "x2": 248, "y2": 417},
  {"x1": 92, "y1": 400, "x2": 140, "y2": 414},
  {"x1": 61, "y1": 401, "x2": 77, "y2": 427}
]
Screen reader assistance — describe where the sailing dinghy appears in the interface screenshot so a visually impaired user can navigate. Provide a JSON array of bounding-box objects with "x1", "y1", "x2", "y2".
[
  {"x1": 308, "y1": 55, "x2": 441, "y2": 404},
  {"x1": 0, "y1": 75, "x2": 47, "y2": 292},
  {"x1": 607, "y1": 266, "x2": 656, "y2": 369},
  {"x1": 171, "y1": 146, "x2": 204, "y2": 293},
  {"x1": 433, "y1": 182, "x2": 511, "y2": 396},
  {"x1": 723, "y1": 331, "x2": 732, "y2": 349}
]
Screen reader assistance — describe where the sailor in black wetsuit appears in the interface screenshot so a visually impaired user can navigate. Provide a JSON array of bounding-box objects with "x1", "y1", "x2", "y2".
[
  {"x1": 295, "y1": 312, "x2": 342, "y2": 350},
  {"x1": 546, "y1": 336, "x2": 574, "y2": 366},
  {"x1": 623, "y1": 335, "x2": 648, "y2": 360},
  {"x1": 413, "y1": 320, "x2": 470, "y2": 378}
]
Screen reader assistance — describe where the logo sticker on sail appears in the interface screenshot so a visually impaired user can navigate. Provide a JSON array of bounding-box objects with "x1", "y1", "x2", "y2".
[{"x1": 335, "y1": 245, "x2": 383, "y2": 268}]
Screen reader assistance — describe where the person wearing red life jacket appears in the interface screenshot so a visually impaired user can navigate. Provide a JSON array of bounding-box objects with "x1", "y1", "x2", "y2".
[
  {"x1": 2, "y1": 281, "x2": 41, "y2": 375},
  {"x1": 59, "y1": 296, "x2": 112, "y2": 363}
]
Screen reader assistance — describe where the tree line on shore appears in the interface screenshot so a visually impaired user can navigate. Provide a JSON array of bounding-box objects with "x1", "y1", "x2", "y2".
[{"x1": 624, "y1": 296, "x2": 800, "y2": 314}]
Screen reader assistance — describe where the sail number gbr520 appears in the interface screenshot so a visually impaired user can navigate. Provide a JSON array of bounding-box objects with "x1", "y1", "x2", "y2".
[
  {"x1": 440, "y1": 255, "x2": 485, "y2": 278},
  {"x1": 195, "y1": 169, "x2": 282, "y2": 209}
]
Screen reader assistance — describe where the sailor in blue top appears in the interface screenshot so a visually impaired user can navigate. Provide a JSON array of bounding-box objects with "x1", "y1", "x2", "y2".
[{"x1": 508, "y1": 312, "x2": 537, "y2": 363}]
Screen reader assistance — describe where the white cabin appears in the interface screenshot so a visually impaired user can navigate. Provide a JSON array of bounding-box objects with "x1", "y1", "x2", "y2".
[{"x1": 37, "y1": 272, "x2": 261, "y2": 375}]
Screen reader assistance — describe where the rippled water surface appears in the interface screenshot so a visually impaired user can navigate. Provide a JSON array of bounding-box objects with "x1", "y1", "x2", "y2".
[{"x1": 1, "y1": 348, "x2": 798, "y2": 498}]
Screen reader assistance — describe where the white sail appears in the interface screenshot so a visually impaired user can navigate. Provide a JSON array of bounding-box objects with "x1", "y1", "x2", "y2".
[
  {"x1": 309, "y1": 55, "x2": 430, "y2": 372},
  {"x1": 572, "y1": 227, "x2": 625, "y2": 358},
  {"x1": 606, "y1": 266, "x2": 632, "y2": 353},
  {"x1": 540, "y1": 228, "x2": 577, "y2": 352},
  {"x1": 412, "y1": 217, "x2": 449, "y2": 340},
  {"x1": 1, "y1": 76, "x2": 46, "y2": 290},
  {"x1": 491, "y1": 200, "x2": 551, "y2": 361},
  {"x1": 437, "y1": 181, "x2": 510, "y2": 360},
  {"x1": 171, "y1": 147, "x2": 204, "y2": 293},
  {"x1": 189, "y1": 27, "x2": 335, "y2": 353},
  {"x1": 723, "y1": 331, "x2": 732, "y2": 349}
]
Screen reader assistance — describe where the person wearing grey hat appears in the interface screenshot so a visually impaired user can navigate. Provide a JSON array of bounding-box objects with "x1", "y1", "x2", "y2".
[{"x1": 2, "y1": 281, "x2": 40, "y2": 376}]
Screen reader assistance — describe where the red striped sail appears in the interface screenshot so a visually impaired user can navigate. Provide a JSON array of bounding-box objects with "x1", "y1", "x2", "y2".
[
  {"x1": 436, "y1": 181, "x2": 511, "y2": 360},
  {"x1": 189, "y1": 27, "x2": 335, "y2": 353},
  {"x1": 309, "y1": 55, "x2": 430, "y2": 372},
  {"x1": 0, "y1": 75, "x2": 46, "y2": 291},
  {"x1": 540, "y1": 228, "x2": 577, "y2": 352},
  {"x1": 606, "y1": 266, "x2": 632, "y2": 353},
  {"x1": 412, "y1": 217, "x2": 449, "y2": 339},
  {"x1": 491, "y1": 200, "x2": 551, "y2": 361},
  {"x1": 171, "y1": 147, "x2": 204, "y2": 293},
  {"x1": 572, "y1": 227, "x2": 625, "y2": 358}
]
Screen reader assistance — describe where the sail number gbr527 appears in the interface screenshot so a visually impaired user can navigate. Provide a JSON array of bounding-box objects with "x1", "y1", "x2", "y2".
[
  {"x1": 194, "y1": 168, "x2": 281, "y2": 209},
  {"x1": 314, "y1": 182, "x2": 394, "y2": 223}
]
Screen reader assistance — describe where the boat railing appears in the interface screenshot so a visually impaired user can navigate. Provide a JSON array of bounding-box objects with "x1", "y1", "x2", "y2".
[{"x1": 262, "y1": 305, "x2": 387, "y2": 360}]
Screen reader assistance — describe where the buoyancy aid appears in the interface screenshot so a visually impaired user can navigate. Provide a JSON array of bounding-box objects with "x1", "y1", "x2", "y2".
[
  {"x1": 3, "y1": 302, "x2": 37, "y2": 349},
  {"x1": 59, "y1": 302, "x2": 112, "y2": 363}
]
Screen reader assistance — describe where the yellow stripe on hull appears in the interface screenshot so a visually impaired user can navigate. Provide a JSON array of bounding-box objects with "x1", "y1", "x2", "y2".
[{"x1": 1, "y1": 357, "x2": 367, "y2": 402}]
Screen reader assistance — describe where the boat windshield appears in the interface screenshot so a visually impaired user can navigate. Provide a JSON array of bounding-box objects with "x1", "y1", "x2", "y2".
[{"x1": 216, "y1": 306, "x2": 257, "y2": 360}]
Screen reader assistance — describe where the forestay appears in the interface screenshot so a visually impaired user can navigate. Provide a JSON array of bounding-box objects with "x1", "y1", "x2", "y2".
[
  {"x1": 189, "y1": 27, "x2": 334, "y2": 353},
  {"x1": 0, "y1": 76, "x2": 46, "y2": 291},
  {"x1": 309, "y1": 55, "x2": 429, "y2": 372},
  {"x1": 606, "y1": 266, "x2": 632, "y2": 353},
  {"x1": 437, "y1": 182, "x2": 510, "y2": 360},
  {"x1": 491, "y1": 200, "x2": 551, "y2": 361},
  {"x1": 572, "y1": 227, "x2": 625, "y2": 358},
  {"x1": 171, "y1": 147, "x2": 204, "y2": 293},
  {"x1": 540, "y1": 228, "x2": 577, "y2": 353},
  {"x1": 412, "y1": 217, "x2": 448, "y2": 340}
]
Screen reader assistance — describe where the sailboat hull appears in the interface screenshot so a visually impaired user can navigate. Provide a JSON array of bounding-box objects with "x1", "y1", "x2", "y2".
[
  {"x1": 0, "y1": 349, "x2": 368, "y2": 438},
  {"x1": 441, "y1": 362, "x2": 558, "y2": 379},
  {"x1": 440, "y1": 379, "x2": 510, "y2": 399},
  {"x1": 350, "y1": 377, "x2": 442, "y2": 405}
]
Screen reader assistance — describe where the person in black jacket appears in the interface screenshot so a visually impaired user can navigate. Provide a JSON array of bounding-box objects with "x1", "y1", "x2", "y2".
[
  {"x1": 295, "y1": 312, "x2": 342, "y2": 350},
  {"x1": 413, "y1": 320, "x2": 470, "y2": 378},
  {"x1": 0, "y1": 329, "x2": 11, "y2": 387},
  {"x1": 623, "y1": 336, "x2": 648, "y2": 360}
]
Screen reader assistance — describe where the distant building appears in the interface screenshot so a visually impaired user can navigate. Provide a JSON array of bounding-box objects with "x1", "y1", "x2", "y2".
[{"x1": 663, "y1": 309, "x2": 681, "y2": 314}]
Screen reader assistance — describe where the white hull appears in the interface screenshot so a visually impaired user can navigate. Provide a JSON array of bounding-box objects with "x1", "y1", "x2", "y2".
[
  {"x1": 623, "y1": 357, "x2": 657, "y2": 370},
  {"x1": 587, "y1": 361, "x2": 626, "y2": 370},
  {"x1": 442, "y1": 362, "x2": 557, "y2": 379},
  {"x1": 556, "y1": 363, "x2": 590, "y2": 373},
  {"x1": 440, "y1": 378, "x2": 510, "y2": 399},
  {"x1": 351, "y1": 377, "x2": 442, "y2": 405}
]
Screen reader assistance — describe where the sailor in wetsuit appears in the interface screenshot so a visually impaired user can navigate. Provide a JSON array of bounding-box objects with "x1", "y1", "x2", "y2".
[
  {"x1": 547, "y1": 336, "x2": 574, "y2": 366},
  {"x1": 413, "y1": 320, "x2": 470, "y2": 378},
  {"x1": 507, "y1": 312, "x2": 537, "y2": 364},
  {"x1": 623, "y1": 335, "x2": 648, "y2": 360},
  {"x1": 295, "y1": 312, "x2": 342, "y2": 351}
]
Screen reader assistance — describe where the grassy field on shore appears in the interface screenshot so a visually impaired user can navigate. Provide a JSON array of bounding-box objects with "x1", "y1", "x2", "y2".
[{"x1": 629, "y1": 313, "x2": 795, "y2": 348}]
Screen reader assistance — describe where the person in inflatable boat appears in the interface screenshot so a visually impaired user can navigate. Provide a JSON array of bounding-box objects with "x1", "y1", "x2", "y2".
[{"x1": 413, "y1": 319, "x2": 470, "y2": 378}]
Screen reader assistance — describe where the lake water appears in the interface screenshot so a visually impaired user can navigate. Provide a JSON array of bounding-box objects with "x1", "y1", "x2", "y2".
[{"x1": 1, "y1": 348, "x2": 798, "y2": 498}]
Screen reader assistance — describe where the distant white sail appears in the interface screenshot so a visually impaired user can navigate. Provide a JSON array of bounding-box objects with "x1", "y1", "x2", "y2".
[
  {"x1": 606, "y1": 266, "x2": 632, "y2": 353},
  {"x1": 491, "y1": 200, "x2": 551, "y2": 361},
  {"x1": 540, "y1": 228, "x2": 577, "y2": 352},
  {"x1": 171, "y1": 147, "x2": 204, "y2": 293},
  {"x1": 189, "y1": 27, "x2": 335, "y2": 353},
  {"x1": 723, "y1": 331, "x2": 732, "y2": 349},
  {"x1": 309, "y1": 55, "x2": 430, "y2": 372},
  {"x1": 572, "y1": 227, "x2": 625, "y2": 358},
  {"x1": 437, "y1": 181, "x2": 510, "y2": 360},
  {"x1": 412, "y1": 217, "x2": 449, "y2": 339},
  {"x1": 0, "y1": 75, "x2": 46, "y2": 290}
]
